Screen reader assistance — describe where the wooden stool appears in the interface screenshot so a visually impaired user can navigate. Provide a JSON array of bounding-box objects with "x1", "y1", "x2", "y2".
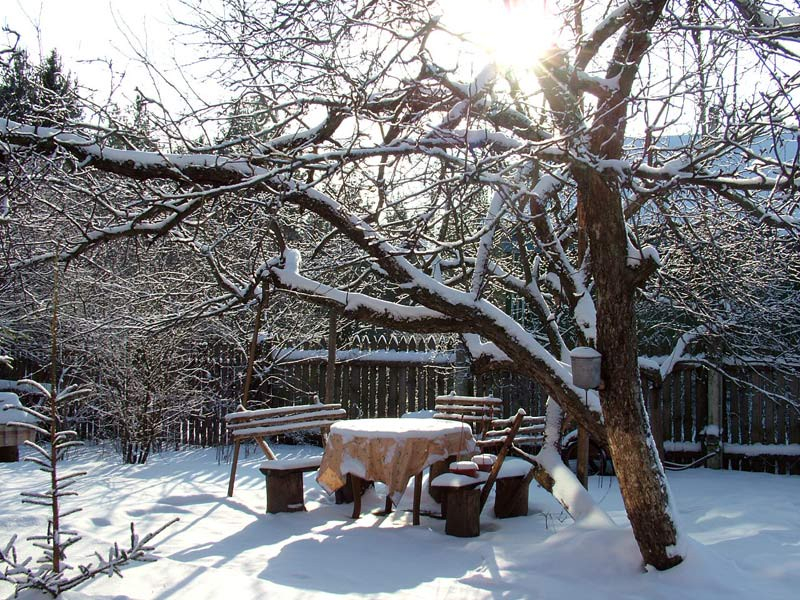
[
  {"x1": 428, "y1": 456, "x2": 457, "y2": 504},
  {"x1": 430, "y1": 472, "x2": 485, "y2": 538},
  {"x1": 259, "y1": 458, "x2": 322, "y2": 514},
  {"x1": 494, "y1": 475, "x2": 529, "y2": 518},
  {"x1": 0, "y1": 446, "x2": 19, "y2": 462},
  {"x1": 444, "y1": 487, "x2": 481, "y2": 537}
]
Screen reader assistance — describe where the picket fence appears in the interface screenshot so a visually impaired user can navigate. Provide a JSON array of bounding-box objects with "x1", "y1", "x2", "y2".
[
  {"x1": 173, "y1": 351, "x2": 800, "y2": 475},
  {"x1": 4, "y1": 344, "x2": 799, "y2": 474}
]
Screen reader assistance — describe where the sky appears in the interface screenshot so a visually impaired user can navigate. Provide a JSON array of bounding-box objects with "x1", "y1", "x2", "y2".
[
  {"x1": 1, "y1": 0, "x2": 201, "y2": 106},
  {"x1": 0, "y1": 0, "x2": 733, "y2": 138},
  {"x1": 1, "y1": 0, "x2": 553, "y2": 109}
]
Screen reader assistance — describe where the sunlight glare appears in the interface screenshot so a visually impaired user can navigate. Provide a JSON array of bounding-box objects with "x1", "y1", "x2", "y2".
[{"x1": 438, "y1": 0, "x2": 556, "y2": 75}]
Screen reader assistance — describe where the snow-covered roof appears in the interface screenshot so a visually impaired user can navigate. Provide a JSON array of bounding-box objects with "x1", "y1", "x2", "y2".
[{"x1": 0, "y1": 392, "x2": 38, "y2": 424}]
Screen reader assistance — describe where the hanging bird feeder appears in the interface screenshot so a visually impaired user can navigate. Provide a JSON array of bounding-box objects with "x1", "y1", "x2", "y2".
[{"x1": 570, "y1": 347, "x2": 602, "y2": 390}]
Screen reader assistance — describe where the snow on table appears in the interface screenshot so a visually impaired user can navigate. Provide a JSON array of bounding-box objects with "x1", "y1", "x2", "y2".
[
  {"x1": 318, "y1": 418, "x2": 476, "y2": 504},
  {"x1": 329, "y1": 417, "x2": 472, "y2": 440}
]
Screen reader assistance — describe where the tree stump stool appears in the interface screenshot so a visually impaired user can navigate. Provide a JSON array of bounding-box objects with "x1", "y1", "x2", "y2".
[
  {"x1": 430, "y1": 472, "x2": 484, "y2": 538},
  {"x1": 259, "y1": 458, "x2": 322, "y2": 514},
  {"x1": 0, "y1": 445, "x2": 20, "y2": 463},
  {"x1": 444, "y1": 487, "x2": 481, "y2": 537},
  {"x1": 494, "y1": 475, "x2": 529, "y2": 518}
]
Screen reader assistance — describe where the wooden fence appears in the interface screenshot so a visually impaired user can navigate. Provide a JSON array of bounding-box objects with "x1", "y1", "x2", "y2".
[
  {"x1": 5, "y1": 344, "x2": 799, "y2": 474},
  {"x1": 651, "y1": 366, "x2": 800, "y2": 474},
  {"x1": 223, "y1": 356, "x2": 800, "y2": 475}
]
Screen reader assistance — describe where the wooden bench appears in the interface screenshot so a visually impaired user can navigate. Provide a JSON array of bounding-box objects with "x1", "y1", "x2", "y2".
[
  {"x1": 475, "y1": 413, "x2": 546, "y2": 454},
  {"x1": 225, "y1": 402, "x2": 346, "y2": 510},
  {"x1": 429, "y1": 394, "x2": 503, "y2": 503},
  {"x1": 259, "y1": 457, "x2": 324, "y2": 513},
  {"x1": 430, "y1": 409, "x2": 539, "y2": 536},
  {"x1": 430, "y1": 457, "x2": 533, "y2": 536},
  {"x1": 433, "y1": 394, "x2": 503, "y2": 437},
  {"x1": 477, "y1": 411, "x2": 545, "y2": 519}
]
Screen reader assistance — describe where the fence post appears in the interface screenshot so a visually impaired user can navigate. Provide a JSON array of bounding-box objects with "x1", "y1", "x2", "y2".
[
  {"x1": 325, "y1": 311, "x2": 338, "y2": 404},
  {"x1": 454, "y1": 342, "x2": 471, "y2": 396},
  {"x1": 705, "y1": 368, "x2": 723, "y2": 469}
]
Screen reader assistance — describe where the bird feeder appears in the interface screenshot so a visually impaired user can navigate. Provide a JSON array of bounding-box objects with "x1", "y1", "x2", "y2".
[{"x1": 570, "y1": 347, "x2": 602, "y2": 390}]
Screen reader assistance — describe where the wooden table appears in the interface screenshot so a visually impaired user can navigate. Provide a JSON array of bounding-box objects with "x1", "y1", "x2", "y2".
[{"x1": 317, "y1": 418, "x2": 476, "y2": 525}]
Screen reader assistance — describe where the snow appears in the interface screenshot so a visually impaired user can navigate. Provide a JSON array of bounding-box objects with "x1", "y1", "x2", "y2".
[
  {"x1": 0, "y1": 392, "x2": 38, "y2": 424},
  {"x1": 664, "y1": 441, "x2": 703, "y2": 453},
  {"x1": 725, "y1": 443, "x2": 800, "y2": 457},
  {"x1": 1, "y1": 443, "x2": 799, "y2": 599},
  {"x1": 268, "y1": 348, "x2": 456, "y2": 365},
  {"x1": 570, "y1": 346, "x2": 601, "y2": 359},
  {"x1": 259, "y1": 456, "x2": 323, "y2": 471},
  {"x1": 330, "y1": 418, "x2": 470, "y2": 441},
  {"x1": 462, "y1": 334, "x2": 510, "y2": 363}
]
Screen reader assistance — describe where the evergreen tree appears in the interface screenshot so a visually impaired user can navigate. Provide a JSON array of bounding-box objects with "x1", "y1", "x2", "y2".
[{"x1": 0, "y1": 48, "x2": 81, "y2": 126}]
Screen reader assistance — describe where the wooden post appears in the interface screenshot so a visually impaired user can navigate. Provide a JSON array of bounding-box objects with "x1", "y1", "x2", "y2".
[
  {"x1": 454, "y1": 343, "x2": 471, "y2": 396},
  {"x1": 649, "y1": 381, "x2": 665, "y2": 461},
  {"x1": 325, "y1": 311, "x2": 337, "y2": 405},
  {"x1": 412, "y1": 472, "x2": 423, "y2": 525},
  {"x1": 576, "y1": 426, "x2": 589, "y2": 489},
  {"x1": 479, "y1": 410, "x2": 525, "y2": 511},
  {"x1": 706, "y1": 369, "x2": 723, "y2": 469},
  {"x1": 243, "y1": 284, "x2": 269, "y2": 410}
]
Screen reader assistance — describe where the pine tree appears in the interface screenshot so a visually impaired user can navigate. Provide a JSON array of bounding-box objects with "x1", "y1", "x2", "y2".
[{"x1": 0, "y1": 48, "x2": 81, "y2": 126}]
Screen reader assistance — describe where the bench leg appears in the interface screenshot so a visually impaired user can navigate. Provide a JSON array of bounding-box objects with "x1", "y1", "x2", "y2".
[
  {"x1": 265, "y1": 470, "x2": 307, "y2": 513},
  {"x1": 494, "y1": 476, "x2": 529, "y2": 519},
  {"x1": 444, "y1": 487, "x2": 481, "y2": 537},
  {"x1": 227, "y1": 441, "x2": 241, "y2": 497}
]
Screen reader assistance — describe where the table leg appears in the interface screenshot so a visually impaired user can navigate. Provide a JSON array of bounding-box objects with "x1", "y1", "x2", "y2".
[
  {"x1": 351, "y1": 476, "x2": 362, "y2": 519},
  {"x1": 413, "y1": 472, "x2": 422, "y2": 526}
]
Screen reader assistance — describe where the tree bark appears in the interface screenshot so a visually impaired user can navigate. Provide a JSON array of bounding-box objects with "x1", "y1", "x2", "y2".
[{"x1": 579, "y1": 169, "x2": 682, "y2": 570}]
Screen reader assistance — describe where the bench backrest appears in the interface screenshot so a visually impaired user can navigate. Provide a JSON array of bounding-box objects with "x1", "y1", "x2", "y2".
[
  {"x1": 475, "y1": 414, "x2": 546, "y2": 452},
  {"x1": 225, "y1": 402, "x2": 347, "y2": 441},
  {"x1": 432, "y1": 394, "x2": 503, "y2": 437}
]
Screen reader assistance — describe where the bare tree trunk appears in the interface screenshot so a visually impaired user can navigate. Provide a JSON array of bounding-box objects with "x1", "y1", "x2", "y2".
[{"x1": 581, "y1": 171, "x2": 682, "y2": 570}]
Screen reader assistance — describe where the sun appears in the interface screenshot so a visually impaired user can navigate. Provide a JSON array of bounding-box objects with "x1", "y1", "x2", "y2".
[{"x1": 436, "y1": 0, "x2": 557, "y2": 75}]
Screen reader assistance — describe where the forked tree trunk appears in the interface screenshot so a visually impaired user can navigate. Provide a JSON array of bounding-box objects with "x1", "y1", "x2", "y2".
[{"x1": 581, "y1": 171, "x2": 682, "y2": 570}]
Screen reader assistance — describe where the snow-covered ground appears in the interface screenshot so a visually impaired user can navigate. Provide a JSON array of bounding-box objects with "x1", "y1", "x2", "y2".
[{"x1": 1, "y1": 443, "x2": 798, "y2": 599}]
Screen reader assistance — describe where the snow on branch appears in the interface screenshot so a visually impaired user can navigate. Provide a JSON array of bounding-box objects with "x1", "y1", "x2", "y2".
[
  {"x1": 274, "y1": 186, "x2": 602, "y2": 417},
  {"x1": 462, "y1": 333, "x2": 512, "y2": 371},
  {"x1": 422, "y1": 62, "x2": 552, "y2": 144},
  {"x1": 268, "y1": 248, "x2": 466, "y2": 333},
  {"x1": 659, "y1": 325, "x2": 709, "y2": 380}
]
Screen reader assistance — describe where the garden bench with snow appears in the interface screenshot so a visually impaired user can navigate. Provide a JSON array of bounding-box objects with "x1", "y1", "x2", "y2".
[
  {"x1": 225, "y1": 402, "x2": 346, "y2": 512},
  {"x1": 429, "y1": 409, "x2": 536, "y2": 537},
  {"x1": 432, "y1": 393, "x2": 503, "y2": 438}
]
